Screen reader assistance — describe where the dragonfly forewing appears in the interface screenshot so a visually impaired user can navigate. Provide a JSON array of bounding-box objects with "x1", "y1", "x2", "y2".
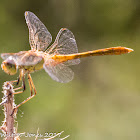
[{"x1": 25, "y1": 11, "x2": 52, "y2": 51}]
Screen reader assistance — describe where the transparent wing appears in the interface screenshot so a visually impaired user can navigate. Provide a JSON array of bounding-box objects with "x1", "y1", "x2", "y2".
[
  {"x1": 1, "y1": 51, "x2": 42, "y2": 66},
  {"x1": 17, "y1": 54, "x2": 43, "y2": 66},
  {"x1": 1, "y1": 52, "x2": 28, "y2": 64},
  {"x1": 43, "y1": 59, "x2": 74, "y2": 83},
  {"x1": 1, "y1": 52, "x2": 25, "y2": 65},
  {"x1": 25, "y1": 11, "x2": 52, "y2": 51},
  {"x1": 1, "y1": 53, "x2": 16, "y2": 60},
  {"x1": 46, "y1": 28, "x2": 80, "y2": 66}
]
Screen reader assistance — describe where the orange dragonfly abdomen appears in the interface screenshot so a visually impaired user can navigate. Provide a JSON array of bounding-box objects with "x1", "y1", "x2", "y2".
[{"x1": 51, "y1": 46, "x2": 133, "y2": 63}]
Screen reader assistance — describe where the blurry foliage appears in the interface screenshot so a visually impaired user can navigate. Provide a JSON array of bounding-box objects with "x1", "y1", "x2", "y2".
[{"x1": 0, "y1": 0, "x2": 139, "y2": 140}]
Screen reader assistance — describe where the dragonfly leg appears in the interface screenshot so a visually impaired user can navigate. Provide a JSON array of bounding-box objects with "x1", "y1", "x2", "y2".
[
  {"x1": 28, "y1": 73, "x2": 37, "y2": 95},
  {"x1": 14, "y1": 74, "x2": 36, "y2": 110},
  {"x1": 10, "y1": 70, "x2": 23, "y2": 86},
  {"x1": 14, "y1": 74, "x2": 25, "y2": 94},
  {"x1": 15, "y1": 76, "x2": 20, "y2": 86},
  {"x1": 28, "y1": 73, "x2": 33, "y2": 96},
  {"x1": 10, "y1": 80, "x2": 18, "y2": 84},
  {"x1": 14, "y1": 72, "x2": 25, "y2": 94}
]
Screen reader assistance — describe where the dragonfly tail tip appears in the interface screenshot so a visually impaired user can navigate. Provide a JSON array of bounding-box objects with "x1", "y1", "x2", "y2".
[{"x1": 127, "y1": 48, "x2": 134, "y2": 53}]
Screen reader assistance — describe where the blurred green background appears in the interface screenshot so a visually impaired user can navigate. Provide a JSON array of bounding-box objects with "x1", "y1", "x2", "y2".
[{"x1": 0, "y1": 0, "x2": 139, "y2": 140}]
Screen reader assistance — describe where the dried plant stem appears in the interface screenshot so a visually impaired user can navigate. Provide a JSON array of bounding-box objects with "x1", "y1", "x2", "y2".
[
  {"x1": 0, "y1": 82, "x2": 19, "y2": 140},
  {"x1": 0, "y1": 82, "x2": 69, "y2": 140}
]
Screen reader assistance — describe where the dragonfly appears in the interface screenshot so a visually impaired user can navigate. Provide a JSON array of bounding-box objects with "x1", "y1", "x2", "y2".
[{"x1": 1, "y1": 11, "x2": 133, "y2": 109}]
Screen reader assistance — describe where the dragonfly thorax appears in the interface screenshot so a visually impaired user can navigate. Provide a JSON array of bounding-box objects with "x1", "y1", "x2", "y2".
[{"x1": 20, "y1": 58, "x2": 44, "y2": 73}]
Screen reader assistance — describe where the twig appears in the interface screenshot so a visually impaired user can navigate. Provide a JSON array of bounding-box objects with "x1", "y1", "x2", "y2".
[
  {"x1": 0, "y1": 82, "x2": 70, "y2": 140},
  {"x1": 0, "y1": 82, "x2": 19, "y2": 140}
]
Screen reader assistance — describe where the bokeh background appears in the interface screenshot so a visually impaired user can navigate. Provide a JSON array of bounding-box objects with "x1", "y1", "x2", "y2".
[{"x1": 0, "y1": 0, "x2": 139, "y2": 140}]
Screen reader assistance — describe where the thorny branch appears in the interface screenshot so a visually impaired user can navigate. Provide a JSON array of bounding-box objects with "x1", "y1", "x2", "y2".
[
  {"x1": 0, "y1": 82, "x2": 19, "y2": 140},
  {"x1": 0, "y1": 82, "x2": 70, "y2": 140}
]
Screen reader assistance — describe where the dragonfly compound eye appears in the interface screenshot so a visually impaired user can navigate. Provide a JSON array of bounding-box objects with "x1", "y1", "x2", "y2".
[{"x1": 1, "y1": 58, "x2": 17, "y2": 75}]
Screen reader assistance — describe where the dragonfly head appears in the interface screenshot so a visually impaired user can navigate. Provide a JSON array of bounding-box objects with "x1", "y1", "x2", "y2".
[{"x1": 1, "y1": 57, "x2": 17, "y2": 75}]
